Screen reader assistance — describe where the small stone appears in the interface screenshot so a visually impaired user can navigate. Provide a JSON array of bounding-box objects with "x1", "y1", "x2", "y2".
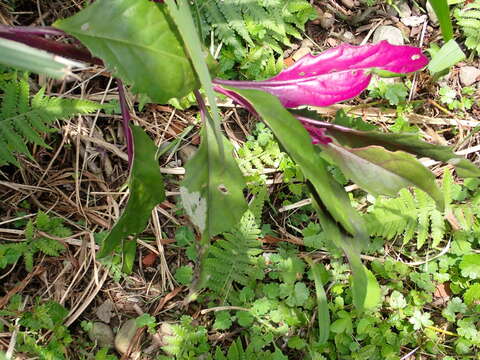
[
  {"x1": 319, "y1": 12, "x2": 335, "y2": 30},
  {"x1": 401, "y1": 15, "x2": 428, "y2": 27},
  {"x1": 341, "y1": 0, "x2": 355, "y2": 9},
  {"x1": 372, "y1": 25, "x2": 404, "y2": 45},
  {"x1": 88, "y1": 322, "x2": 114, "y2": 349},
  {"x1": 115, "y1": 319, "x2": 138, "y2": 355},
  {"x1": 178, "y1": 144, "x2": 197, "y2": 165},
  {"x1": 300, "y1": 39, "x2": 314, "y2": 49},
  {"x1": 343, "y1": 31, "x2": 355, "y2": 43},
  {"x1": 459, "y1": 66, "x2": 480, "y2": 87},
  {"x1": 426, "y1": 1, "x2": 438, "y2": 24},
  {"x1": 395, "y1": 0, "x2": 411, "y2": 18},
  {"x1": 292, "y1": 47, "x2": 311, "y2": 62},
  {"x1": 96, "y1": 300, "x2": 114, "y2": 324}
]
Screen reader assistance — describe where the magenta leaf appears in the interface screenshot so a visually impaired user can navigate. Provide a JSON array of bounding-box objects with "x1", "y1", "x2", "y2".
[{"x1": 214, "y1": 41, "x2": 428, "y2": 108}]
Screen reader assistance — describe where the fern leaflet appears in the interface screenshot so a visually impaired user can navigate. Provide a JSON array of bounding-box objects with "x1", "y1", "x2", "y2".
[
  {"x1": 0, "y1": 73, "x2": 102, "y2": 167},
  {"x1": 455, "y1": 1, "x2": 480, "y2": 54},
  {"x1": 203, "y1": 194, "x2": 266, "y2": 295}
]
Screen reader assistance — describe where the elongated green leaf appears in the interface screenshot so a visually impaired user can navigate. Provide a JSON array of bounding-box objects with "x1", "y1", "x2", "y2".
[
  {"x1": 322, "y1": 143, "x2": 444, "y2": 210},
  {"x1": 226, "y1": 87, "x2": 367, "y2": 242},
  {"x1": 165, "y1": 0, "x2": 222, "y2": 132},
  {"x1": 0, "y1": 37, "x2": 82, "y2": 79},
  {"x1": 305, "y1": 110, "x2": 480, "y2": 178},
  {"x1": 180, "y1": 124, "x2": 247, "y2": 239},
  {"x1": 305, "y1": 257, "x2": 330, "y2": 344},
  {"x1": 428, "y1": 0, "x2": 454, "y2": 41},
  {"x1": 54, "y1": 0, "x2": 201, "y2": 103},
  {"x1": 428, "y1": 39, "x2": 465, "y2": 74},
  {"x1": 350, "y1": 262, "x2": 381, "y2": 310},
  {"x1": 97, "y1": 126, "x2": 165, "y2": 258},
  {"x1": 122, "y1": 239, "x2": 137, "y2": 274},
  {"x1": 308, "y1": 188, "x2": 369, "y2": 311}
]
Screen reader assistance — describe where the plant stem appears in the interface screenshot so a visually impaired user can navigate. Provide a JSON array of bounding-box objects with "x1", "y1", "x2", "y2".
[
  {"x1": 0, "y1": 26, "x2": 102, "y2": 65},
  {"x1": 0, "y1": 25, "x2": 66, "y2": 37},
  {"x1": 117, "y1": 79, "x2": 134, "y2": 170}
]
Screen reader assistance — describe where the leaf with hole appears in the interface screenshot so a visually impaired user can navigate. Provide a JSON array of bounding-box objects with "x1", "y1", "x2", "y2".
[
  {"x1": 180, "y1": 124, "x2": 247, "y2": 239},
  {"x1": 54, "y1": 0, "x2": 213, "y2": 103}
]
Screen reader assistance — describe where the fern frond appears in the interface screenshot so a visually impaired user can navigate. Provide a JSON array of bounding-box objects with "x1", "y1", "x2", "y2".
[
  {"x1": 33, "y1": 237, "x2": 65, "y2": 257},
  {"x1": 199, "y1": 0, "x2": 314, "y2": 78},
  {"x1": 216, "y1": 1, "x2": 253, "y2": 45},
  {"x1": 249, "y1": 185, "x2": 267, "y2": 225},
  {"x1": 365, "y1": 187, "x2": 447, "y2": 249},
  {"x1": 200, "y1": 0, "x2": 245, "y2": 58},
  {"x1": 204, "y1": 209, "x2": 264, "y2": 295},
  {"x1": 0, "y1": 75, "x2": 102, "y2": 167},
  {"x1": 455, "y1": 1, "x2": 480, "y2": 53}
]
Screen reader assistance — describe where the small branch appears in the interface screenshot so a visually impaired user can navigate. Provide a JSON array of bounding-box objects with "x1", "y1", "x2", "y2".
[{"x1": 117, "y1": 79, "x2": 134, "y2": 170}]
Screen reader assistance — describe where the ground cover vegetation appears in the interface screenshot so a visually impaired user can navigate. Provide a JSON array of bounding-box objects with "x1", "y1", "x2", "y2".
[{"x1": 0, "y1": 0, "x2": 479, "y2": 359}]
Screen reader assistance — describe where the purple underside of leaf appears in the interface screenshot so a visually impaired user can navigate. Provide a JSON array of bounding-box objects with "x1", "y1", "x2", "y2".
[
  {"x1": 215, "y1": 86, "x2": 334, "y2": 145},
  {"x1": 214, "y1": 41, "x2": 428, "y2": 108},
  {"x1": 303, "y1": 125, "x2": 333, "y2": 145}
]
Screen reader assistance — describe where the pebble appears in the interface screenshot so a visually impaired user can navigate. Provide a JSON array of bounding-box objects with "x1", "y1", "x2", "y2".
[
  {"x1": 115, "y1": 319, "x2": 138, "y2": 355},
  {"x1": 88, "y1": 322, "x2": 115, "y2": 349},
  {"x1": 96, "y1": 300, "x2": 114, "y2": 324},
  {"x1": 395, "y1": 0, "x2": 412, "y2": 18},
  {"x1": 343, "y1": 31, "x2": 356, "y2": 43},
  {"x1": 292, "y1": 47, "x2": 311, "y2": 62},
  {"x1": 372, "y1": 25, "x2": 404, "y2": 45},
  {"x1": 459, "y1": 66, "x2": 480, "y2": 87},
  {"x1": 178, "y1": 144, "x2": 197, "y2": 165}
]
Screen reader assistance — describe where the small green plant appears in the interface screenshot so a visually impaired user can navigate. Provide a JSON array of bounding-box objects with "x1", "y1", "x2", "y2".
[
  {"x1": 438, "y1": 85, "x2": 474, "y2": 111},
  {"x1": 202, "y1": 186, "x2": 266, "y2": 295},
  {"x1": 2, "y1": 297, "x2": 73, "y2": 359},
  {"x1": 0, "y1": 211, "x2": 70, "y2": 271},
  {"x1": 368, "y1": 80, "x2": 409, "y2": 106},
  {"x1": 158, "y1": 316, "x2": 210, "y2": 359}
]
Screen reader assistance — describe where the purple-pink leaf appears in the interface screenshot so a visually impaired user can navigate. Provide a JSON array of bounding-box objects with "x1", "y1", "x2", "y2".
[{"x1": 214, "y1": 41, "x2": 428, "y2": 108}]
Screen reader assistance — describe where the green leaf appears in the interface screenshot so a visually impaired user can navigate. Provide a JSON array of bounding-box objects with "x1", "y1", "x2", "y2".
[
  {"x1": 428, "y1": 0, "x2": 454, "y2": 41},
  {"x1": 180, "y1": 125, "x2": 247, "y2": 239},
  {"x1": 308, "y1": 192, "x2": 369, "y2": 312},
  {"x1": 122, "y1": 239, "x2": 137, "y2": 274},
  {"x1": 389, "y1": 290, "x2": 407, "y2": 309},
  {"x1": 305, "y1": 257, "x2": 330, "y2": 345},
  {"x1": 213, "y1": 311, "x2": 233, "y2": 330},
  {"x1": 428, "y1": 39, "x2": 465, "y2": 74},
  {"x1": 459, "y1": 254, "x2": 480, "y2": 279},
  {"x1": 174, "y1": 265, "x2": 193, "y2": 285},
  {"x1": 54, "y1": 0, "x2": 201, "y2": 103},
  {"x1": 442, "y1": 297, "x2": 467, "y2": 321},
  {"x1": 351, "y1": 263, "x2": 381, "y2": 311},
  {"x1": 0, "y1": 38, "x2": 83, "y2": 79},
  {"x1": 165, "y1": 0, "x2": 223, "y2": 151},
  {"x1": 320, "y1": 110, "x2": 480, "y2": 178},
  {"x1": 322, "y1": 143, "x2": 444, "y2": 210},
  {"x1": 463, "y1": 284, "x2": 480, "y2": 306},
  {"x1": 236, "y1": 311, "x2": 254, "y2": 327},
  {"x1": 226, "y1": 87, "x2": 367, "y2": 241},
  {"x1": 97, "y1": 126, "x2": 165, "y2": 258},
  {"x1": 409, "y1": 309, "x2": 433, "y2": 330}
]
